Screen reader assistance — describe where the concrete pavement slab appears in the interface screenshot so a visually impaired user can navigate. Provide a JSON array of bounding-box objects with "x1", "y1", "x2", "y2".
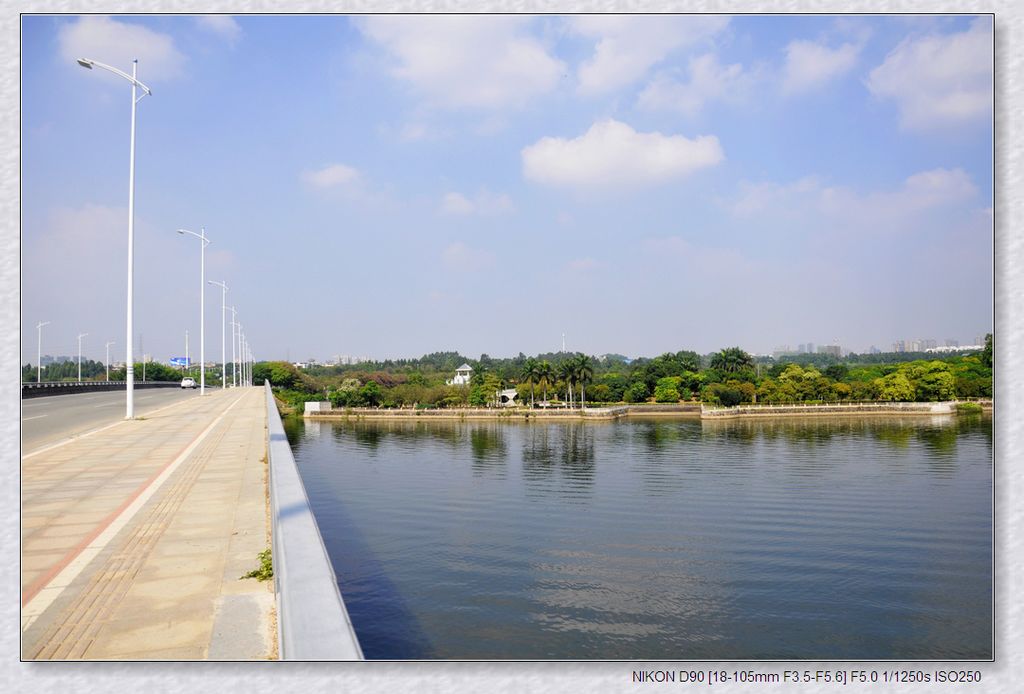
[{"x1": 21, "y1": 386, "x2": 274, "y2": 660}]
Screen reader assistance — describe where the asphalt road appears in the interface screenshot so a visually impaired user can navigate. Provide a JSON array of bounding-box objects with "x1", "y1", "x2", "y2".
[{"x1": 20, "y1": 386, "x2": 218, "y2": 455}]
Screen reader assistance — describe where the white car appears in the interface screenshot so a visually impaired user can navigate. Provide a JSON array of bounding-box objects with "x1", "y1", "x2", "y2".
[{"x1": 181, "y1": 377, "x2": 197, "y2": 389}]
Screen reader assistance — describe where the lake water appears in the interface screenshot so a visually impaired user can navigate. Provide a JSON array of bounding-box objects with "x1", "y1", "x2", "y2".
[{"x1": 284, "y1": 414, "x2": 992, "y2": 660}]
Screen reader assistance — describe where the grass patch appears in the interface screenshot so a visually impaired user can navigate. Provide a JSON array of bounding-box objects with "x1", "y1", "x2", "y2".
[
  {"x1": 956, "y1": 402, "x2": 983, "y2": 414},
  {"x1": 241, "y1": 548, "x2": 273, "y2": 581}
]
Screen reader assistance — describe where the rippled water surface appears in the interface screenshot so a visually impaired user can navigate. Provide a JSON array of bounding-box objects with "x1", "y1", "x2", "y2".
[{"x1": 286, "y1": 414, "x2": 992, "y2": 660}]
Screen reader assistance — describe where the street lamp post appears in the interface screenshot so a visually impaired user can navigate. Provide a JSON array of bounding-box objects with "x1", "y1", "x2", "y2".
[
  {"x1": 77, "y1": 57, "x2": 151, "y2": 419},
  {"x1": 105, "y1": 340, "x2": 115, "y2": 381},
  {"x1": 185, "y1": 329, "x2": 189, "y2": 377},
  {"x1": 228, "y1": 306, "x2": 237, "y2": 387},
  {"x1": 36, "y1": 321, "x2": 50, "y2": 383},
  {"x1": 236, "y1": 320, "x2": 243, "y2": 388},
  {"x1": 77, "y1": 332, "x2": 88, "y2": 383},
  {"x1": 209, "y1": 280, "x2": 228, "y2": 390},
  {"x1": 177, "y1": 228, "x2": 210, "y2": 395}
]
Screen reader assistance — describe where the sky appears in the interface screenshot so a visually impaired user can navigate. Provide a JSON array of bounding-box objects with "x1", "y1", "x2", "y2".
[{"x1": 20, "y1": 14, "x2": 993, "y2": 365}]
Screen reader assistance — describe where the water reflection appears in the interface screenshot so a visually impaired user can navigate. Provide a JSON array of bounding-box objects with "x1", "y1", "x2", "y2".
[
  {"x1": 521, "y1": 424, "x2": 596, "y2": 500},
  {"x1": 291, "y1": 413, "x2": 992, "y2": 659}
]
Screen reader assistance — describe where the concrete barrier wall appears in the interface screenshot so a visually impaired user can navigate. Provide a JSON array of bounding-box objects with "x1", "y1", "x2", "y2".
[
  {"x1": 264, "y1": 381, "x2": 363, "y2": 660},
  {"x1": 21, "y1": 381, "x2": 183, "y2": 399}
]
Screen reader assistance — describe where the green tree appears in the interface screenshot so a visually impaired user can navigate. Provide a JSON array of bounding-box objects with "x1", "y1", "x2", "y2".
[
  {"x1": 536, "y1": 360, "x2": 554, "y2": 404},
  {"x1": 624, "y1": 381, "x2": 649, "y2": 403},
  {"x1": 874, "y1": 372, "x2": 915, "y2": 401},
  {"x1": 521, "y1": 357, "x2": 539, "y2": 408},
  {"x1": 653, "y1": 376, "x2": 682, "y2": 403},
  {"x1": 675, "y1": 350, "x2": 701, "y2": 373},
  {"x1": 710, "y1": 347, "x2": 754, "y2": 374},
  {"x1": 558, "y1": 359, "x2": 576, "y2": 407},
  {"x1": 358, "y1": 381, "x2": 382, "y2": 406},
  {"x1": 913, "y1": 361, "x2": 957, "y2": 401},
  {"x1": 982, "y1": 333, "x2": 992, "y2": 368},
  {"x1": 575, "y1": 354, "x2": 594, "y2": 408}
]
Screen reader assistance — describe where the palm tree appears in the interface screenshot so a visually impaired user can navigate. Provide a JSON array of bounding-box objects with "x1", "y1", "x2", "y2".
[
  {"x1": 575, "y1": 354, "x2": 594, "y2": 409},
  {"x1": 521, "y1": 357, "x2": 539, "y2": 408},
  {"x1": 558, "y1": 359, "x2": 575, "y2": 407},
  {"x1": 537, "y1": 360, "x2": 553, "y2": 404},
  {"x1": 710, "y1": 347, "x2": 754, "y2": 374}
]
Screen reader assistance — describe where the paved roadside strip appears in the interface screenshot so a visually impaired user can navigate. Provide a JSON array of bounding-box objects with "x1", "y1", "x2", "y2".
[{"x1": 21, "y1": 387, "x2": 274, "y2": 660}]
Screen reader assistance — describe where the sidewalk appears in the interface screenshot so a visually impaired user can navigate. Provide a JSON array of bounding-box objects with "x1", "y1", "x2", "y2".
[{"x1": 21, "y1": 386, "x2": 274, "y2": 660}]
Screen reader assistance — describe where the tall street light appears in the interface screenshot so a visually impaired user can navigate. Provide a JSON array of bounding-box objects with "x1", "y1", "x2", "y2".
[
  {"x1": 238, "y1": 325, "x2": 245, "y2": 387},
  {"x1": 228, "y1": 306, "x2": 237, "y2": 387},
  {"x1": 77, "y1": 332, "x2": 88, "y2": 383},
  {"x1": 105, "y1": 340, "x2": 115, "y2": 382},
  {"x1": 178, "y1": 228, "x2": 210, "y2": 395},
  {"x1": 209, "y1": 280, "x2": 228, "y2": 390},
  {"x1": 36, "y1": 321, "x2": 50, "y2": 383},
  {"x1": 78, "y1": 57, "x2": 152, "y2": 419}
]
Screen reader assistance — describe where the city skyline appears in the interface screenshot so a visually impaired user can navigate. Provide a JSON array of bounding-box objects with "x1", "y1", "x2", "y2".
[{"x1": 21, "y1": 15, "x2": 993, "y2": 364}]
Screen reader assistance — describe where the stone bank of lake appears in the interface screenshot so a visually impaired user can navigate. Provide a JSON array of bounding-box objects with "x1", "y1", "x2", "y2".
[{"x1": 284, "y1": 414, "x2": 992, "y2": 660}]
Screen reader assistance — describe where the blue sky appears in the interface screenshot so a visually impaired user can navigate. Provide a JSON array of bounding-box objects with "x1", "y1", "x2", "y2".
[{"x1": 21, "y1": 14, "x2": 993, "y2": 364}]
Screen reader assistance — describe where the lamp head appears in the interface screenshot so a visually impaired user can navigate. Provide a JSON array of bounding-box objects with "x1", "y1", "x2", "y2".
[{"x1": 76, "y1": 58, "x2": 94, "y2": 69}]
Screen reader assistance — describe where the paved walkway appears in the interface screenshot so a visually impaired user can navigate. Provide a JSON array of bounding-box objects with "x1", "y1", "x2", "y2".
[{"x1": 21, "y1": 386, "x2": 274, "y2": 660}]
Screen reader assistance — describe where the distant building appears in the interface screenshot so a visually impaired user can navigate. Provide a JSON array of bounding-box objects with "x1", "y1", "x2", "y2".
[
  {"x1": 868, "y1": 346, "x2": 881, "y2": 354},
  {"x1": 945, "y1": 339, "x2": 959, "y2": 348},
  {"x1": 447, "y1": 363, "x2": 473, "y2": 386},
  {"x1": 772, "y1": 345, "x2": 794, "y2": 359},
  {"x1": 817, "y1": 345, "x2": 841, "y2": 357}
]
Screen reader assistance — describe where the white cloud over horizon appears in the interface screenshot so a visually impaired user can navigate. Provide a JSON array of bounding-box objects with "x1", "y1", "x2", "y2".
[
  {"x1": 196, "y1": 16, "x2": 242, "y2": 45},
  {"x1": 731, "y1": 167, "x2": 981, "y2": 235},
  {"x1": 521, "y1": 119, "x2": 724, "y2": 189},
  {"x1": 440, "y1": 190, "x2": 514, "y2": 217},
  {"x1": 782, "y1": 39, "x2": 860, "y2": 94},
  {"x1": 638, "y1": 53, "x2": 747, "y2": 115},
  {"x1": 359, "y1": 15, "x2": 564, "y2": 110},
  {"x1": 866, "y1": 18, "x2": 992, "y2": 131},
  {"x1": 571, "y1": 15, "x2": 729, "y2": 95},
  {"x1": 301, "y1": 163, "x2": 360, "y2": 189},
  {"x1": 58, "y1": 16, "x2": 185, "y2": 82}
]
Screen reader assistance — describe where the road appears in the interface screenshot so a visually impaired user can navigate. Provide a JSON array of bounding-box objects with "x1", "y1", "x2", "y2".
[{"x1": 20, "y1": 387, "x2": 220, "y2": 455}]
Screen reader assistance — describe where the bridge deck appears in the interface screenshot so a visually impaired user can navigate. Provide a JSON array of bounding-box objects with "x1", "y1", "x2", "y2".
[{"x1": 21, "y1": 387, "x2": 274, "y2": 660}]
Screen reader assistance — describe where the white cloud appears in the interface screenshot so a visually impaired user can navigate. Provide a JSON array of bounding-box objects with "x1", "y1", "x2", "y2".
[
  {"x1": 521, "y1": 119, "x2": 723, "y2": 189},
  {"x1": 440, "y1": 190, "x2": 514, "y2": 216},
  {"x1": 441, "y1": 242, "x2": 495, "y2": 270},
  {"x1": 301, "y1": 163, "x2": 360, "y2": 189},
  {"x1": 359, "y1": 16, "x2": 564, "y2": 110},
  {"x1": 572, "y1": 15, "x2": 729, "y2": 95},
  {"x1": 441, "y1": 192, "x2": 474, "y2": 216},
  {"x1": 731, "y1": 177, "x2": 821, "y2": 217},
  {"x1": 782, "y1": 39, "x2": 860, "y2": 94},
  {"x1": 59, "y1": 17, "x2": 184, "y2": 82},
  {"x1": 638, "y1": 53, "x2": 745, "y2": 115},
  {"x1": 196, "y1": 16, "x2": 242, "y2": 45},
  {"x1": 866, "y1": 19, "x2": 992, "y2": 130},
  {"x1": 820, "y1": 168, "x2": 977, "y2": 219},
  {"x1": 731, "y1": 168, "x2": 979, "y2": 233}
]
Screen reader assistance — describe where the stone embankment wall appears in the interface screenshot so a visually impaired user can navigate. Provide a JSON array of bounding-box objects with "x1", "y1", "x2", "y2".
[
  {"x1": 700, "y1": 400, "x2": 990, "y2": 419},
  {"x1": 303, "y1": 400, "x2": 990, "y2": 421}
]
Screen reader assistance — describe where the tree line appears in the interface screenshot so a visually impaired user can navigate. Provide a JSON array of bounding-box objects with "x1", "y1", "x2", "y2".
[{"x1": 258, "y1": 335, "x2": 991, "y2": 411}]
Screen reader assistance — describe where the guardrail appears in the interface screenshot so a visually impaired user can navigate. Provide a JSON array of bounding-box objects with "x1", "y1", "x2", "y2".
[
  {"x1": 21, "y1": 381, "x2": 185, "y2": 399},
  {"x1": 264, "y1": 381, "x2": 363, "y2": 660}
]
